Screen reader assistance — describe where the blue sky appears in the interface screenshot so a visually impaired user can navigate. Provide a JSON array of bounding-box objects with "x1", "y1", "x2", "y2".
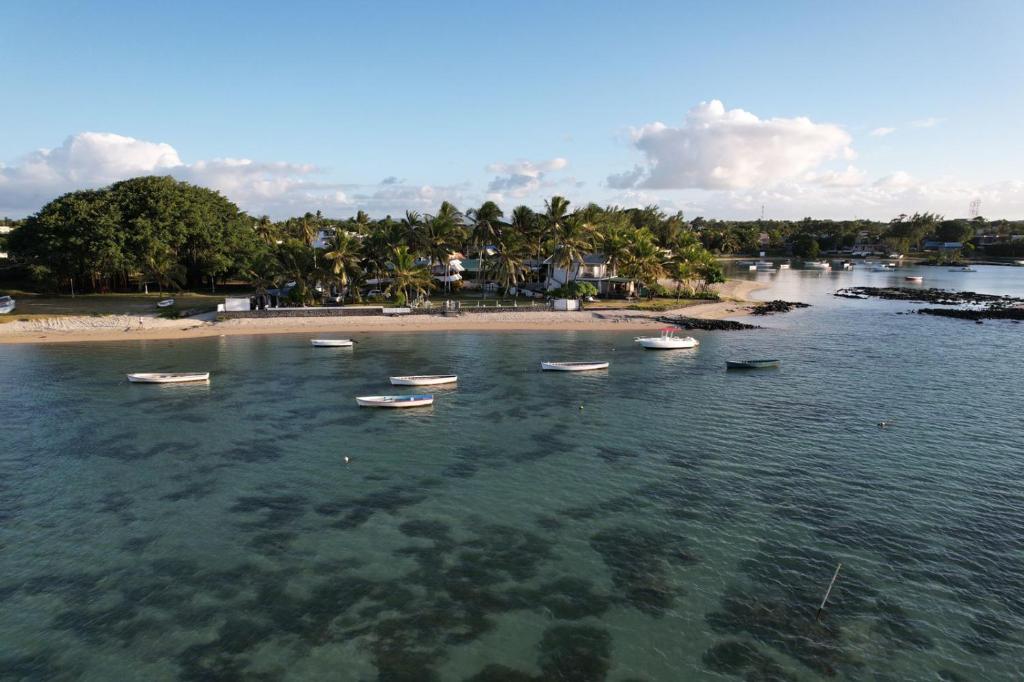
[{"x1": 2, "y1": 0, "x2": 1023, "y2": 219}]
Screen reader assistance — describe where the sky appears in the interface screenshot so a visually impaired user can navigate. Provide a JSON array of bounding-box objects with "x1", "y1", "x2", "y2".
[{"x1": 2, "y1": 0, "x2": 1024, "y2": 220}]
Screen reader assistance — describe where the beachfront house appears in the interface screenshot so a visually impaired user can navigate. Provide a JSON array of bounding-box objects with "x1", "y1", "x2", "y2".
[{"x1": 544, "y1": 253, "x2": 636, "y2": 297}]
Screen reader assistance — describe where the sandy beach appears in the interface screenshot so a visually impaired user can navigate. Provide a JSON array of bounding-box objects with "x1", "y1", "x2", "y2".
[{"x1": 0, "y1": 280, "x2": 769, "y2": 345}]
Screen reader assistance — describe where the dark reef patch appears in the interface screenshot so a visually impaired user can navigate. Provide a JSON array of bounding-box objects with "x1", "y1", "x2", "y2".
[{"x1": 590, "y1": 526, "x2": 697, "y2": 615}]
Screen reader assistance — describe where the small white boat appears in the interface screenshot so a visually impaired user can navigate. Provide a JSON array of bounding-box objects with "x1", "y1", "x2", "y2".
[
  {"x1": 0, "y1": 296, "x2": 15, "y2": 314},
  {"x1": 778, "y1": 263, "x2": 791, "y2": 270},
  {"x1": 805, "y1": 261, "x2": 831, "y2": 270},
  {"x1": 127, "y1": 372, "x2": 210, "y2": 384},
  {"x1": 156, "y1": 299, "x2": 176, "y2": 308},
  {"x1": 311, "y1": 339, "x2": 354, "y2": 347},
  {"x1": 356, "y1": 394, "x2": 434, "y2": 408},
  {"x1": 389, "y1": 375, "x2": 457, "y2": 386},
  {"x1": 634, "y1": 328, "x2": 699, "y2": 350},
  {"x1": 905, "y1": 275, "x2": 924, "y2": 283},
  {"x1": 746, "y1": 264, "x2": 758, "y2": 271},
  {"x1": 541, "y1": 361, "x2": 610, "y2": 372},
  {"x1": 872, "y1": 265, "x2": 895, "y2": 272},
  {"x1": 1015, "y1": 260, "x2": 1024, "y2": 266}
]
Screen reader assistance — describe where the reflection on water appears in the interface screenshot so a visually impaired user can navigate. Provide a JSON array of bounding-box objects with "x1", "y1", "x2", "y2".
[{"x1": 1, "y1": 268, "x2": 1023, "y2": 680}]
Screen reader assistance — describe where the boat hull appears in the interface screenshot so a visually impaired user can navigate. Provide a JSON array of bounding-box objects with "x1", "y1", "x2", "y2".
[
  {"x1": 356, "y1": 395, "x2": 434, "y2": 408},
  {"x1": 389, "y1": 375, "x2": 458, "y2": 386},
  {"x1": 0, "y1": 296, "x2": 15, "y2": 314},
  {"x1": 127, "y1": 372, "x2": 210, "y2": 383},
  {"x1": 541, "y1": 362, "x2": 610, "y2": 371},
  {"x1": 311, "y1": 339, "x2": 354, "y2": 347},
  {"x1": 636, "y1": 337, "x2": 699, "y2": 349},
  {"x1": 156, "y1": 299, "x2": 175, "y2": 308},
  {"x1": 726, "y1": 360, "x2": 780, "y2": 370}
]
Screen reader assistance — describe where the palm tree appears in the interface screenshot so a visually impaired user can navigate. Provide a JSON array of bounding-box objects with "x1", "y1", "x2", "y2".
[
  {"x1": 492, "y1": 235, "x2": 529, "y2": 298},
  {"x1": 511, "y1": 205, "x2": 540, "y2": 280},
  {"x1": 621, "y1": 230, "x2": 666, "y2": 299},
  {"x1": 551, "y1": 214, "x2": 594, "y2": 291},
  {"x1": 466, "y1": 201, "x2": 504, "y2": 292},
  {"x1": 254, "y1": 215, "x2": 278, "y2": 245},
  {"x1": 599, "y1": 222, "x2": 631, "y2": 278},
  {"x1": 419, "y1": 203, "x2": 465, "y2": 294},
  {"x1": 323, "y1": 229, "x2": 362, "y2": 303},
  {"x1": 387, "y1": 245, "x2": 433, "y2": 306}
]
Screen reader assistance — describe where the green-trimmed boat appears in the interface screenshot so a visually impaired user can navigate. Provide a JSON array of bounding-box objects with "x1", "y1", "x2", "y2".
[{"x1": 726, "y1": 359, "x2": 780, "y2": 370}]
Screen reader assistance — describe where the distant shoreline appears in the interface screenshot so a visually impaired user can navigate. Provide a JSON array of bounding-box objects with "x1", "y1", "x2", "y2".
[{"x1": 0, "y1": 280, "x2": 771, "y2": 345}]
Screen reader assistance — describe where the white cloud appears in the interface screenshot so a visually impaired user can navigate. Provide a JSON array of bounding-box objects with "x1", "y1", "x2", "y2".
[
  {"x1": 0, "y1": 132, "x2": 478, "y2": 218},
  {"x1": 485, "y1": 157, "x2": 568, "y2": 200},
  {"x1": 804, "y1": 165, "x2": 867, "y2": 188},
  {"x1": 910, "y1": 117, "x2": 942, "y2": 128},
  {"x1": 869, "y1": 127, "x2": 896, "y2": 137},
  {"x1": 608, "y1": 100, "x2": 854, "y2": 190}
]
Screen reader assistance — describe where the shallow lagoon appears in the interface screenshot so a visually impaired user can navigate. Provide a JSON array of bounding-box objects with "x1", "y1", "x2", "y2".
[{"x1": 1, "y1": 266, "x2": 1023, "y2": 680}]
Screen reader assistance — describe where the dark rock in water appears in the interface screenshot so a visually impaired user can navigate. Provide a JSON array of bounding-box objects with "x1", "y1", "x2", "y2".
[
  {"x1": 835, "y1": 286, "x2": 1024, "y2": 323},
  {"x1": 537, "y1": 624, "x2": 612, "y2": 682},
  {"x1": 656, "y1": 315, "x2": 760, "y2": 330},
  {"x1": 590, "y1": 526, "x2": 697, "y2": 615},
  {"x1": 749, "y1": 300, "x2": 811, "y2": 316},
  {"x1": 918, "y1": 307, "x2": 1024, "y2": 322},
  {"x1": 464, "y1": 664, "x2": 537, "y2": 682}
]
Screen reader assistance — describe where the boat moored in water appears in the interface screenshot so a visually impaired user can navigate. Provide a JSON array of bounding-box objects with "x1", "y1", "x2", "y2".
[
  {"x1": 541, "y1": 361, "x2": 610, "y2": 372},
  {"x1": 634, "y1": 328, "x2": 699, "y2": 350},
  {"x1": 726, "y1": 359, "x2": 780, "y2": 370},
  {"x1": 805, "y1": 261, "x2": 831, "y2": 270},
  {"x1": 389, "y1": 375, "x2": 458, "y2": 386},
  {"x1": 156, "y1": 299, "x2": 175, "y2": 308},
  {"x1": 905, "y1": 275, "x2": 924, "y2": 283},
  {"x1": 0, "y1": 296, "x2": 15, "y2": 314},
  {"x1": 127, "y1": 372, "x2": 210, "y2": 384},
  {"x1": 356, "y1": 394, "x2": 434, "y2": 408},
  {"x1": 311, "y1": 339, "x2": 354, "y2": 347}
]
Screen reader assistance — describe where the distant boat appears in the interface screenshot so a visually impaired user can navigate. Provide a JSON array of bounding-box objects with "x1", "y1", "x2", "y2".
[
  {"x1": 950, "y1": 267, "x2": 977, "y2": 272},
  {"x1": 0, "y1": 296, "x2": 15, "y2": 314},
  {"x1": 389, "y1": 375, "x2": 457, "y2": 386},
  {"x1": 541, "y1": 361, "x2": 610, "y2": 372},
  {"x1": 873, "y1": 264, "x2": 895, "y2": 272},
  {"x1": 778, "y1": 263, "x2": 791, "y2": 270},
  {"x1": 755, "y1": 261, "x2": 775, "y2": 271},
  {"x1": 356, "y1": 394, "x2": 434, "y2": 408},
  {"x1": 311, "y1": 339, "x2": 353, "y2": 347},
  {"x1": 746, "y1": 264, "x2": 758, "y2": 271},
  {"x1": 805, "y1": 261, "x2": 831, "y2": 270},
  {"x1": 156, "y1": 299, "x2": 175, "y2": 308},
  {"x1": 127, "y1": 372, "x2": 210, "y2": 384},
  {"x1": 1015, "y1": 260, "x2": 1024, "y2": 266},
  {"x1": 726, "y1": 359, "x2": 780, "y2": 370},
  {"x1": 905, "y1": 275, "x2": 924, "y2": 283},
  {"x1": 634, "y1": 328, "x2": 699, "y2": 350}
]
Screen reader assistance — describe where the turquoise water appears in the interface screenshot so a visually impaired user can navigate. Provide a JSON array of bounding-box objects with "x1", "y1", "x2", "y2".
[{"x1": 1, "y1": 266, "x2": 1023, "y2": 681}]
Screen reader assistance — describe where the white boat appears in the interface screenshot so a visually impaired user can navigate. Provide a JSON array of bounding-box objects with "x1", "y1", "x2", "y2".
[
  {"x1": 127, "y1": 372, "x2": 210, "y2": 384},
  {"x1": 156, "y1": 299, "x2": 175, "y2": 308},
  {"x1": 805, "y1": 261, "x2": 831, "y2": 270},
  {"x1": 778, "y1": 263, "x2": 791, "y2": 270},
  {"x1": 905, "y1": 275, "x2": 924, "y2": 283},
  {"x1": 389, "y1": 375, "x2": 458, "y2": 386},
  {"x1": 634, "y1": 328, "x2": 699, "y2": 350},
  {"x1": 311, "y1": 339, "x2": 354, "y2": 347},
  {"x1": 0, "y1": 296, "x2": 15, "y2": 314},
  {"x1": 541, "y1": 361, "x2": 610, "y2": 372},
  {"x1": 1015, "y1": 260, "x2": 1024, "y2": 266},
  {"x1": 746, "y1": 264, "x2": 758, "y2": 271},
  {"x1": 872, "y1": 265, "x2": 895, "y2": 272},
  {"x1": 356, "y1": 394, "x2": 434, "y2": 408}
]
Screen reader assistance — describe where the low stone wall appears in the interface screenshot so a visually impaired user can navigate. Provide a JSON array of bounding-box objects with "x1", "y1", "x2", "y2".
[{"x1": 217, "y1": 306, "x2": 384, "y2": 320}]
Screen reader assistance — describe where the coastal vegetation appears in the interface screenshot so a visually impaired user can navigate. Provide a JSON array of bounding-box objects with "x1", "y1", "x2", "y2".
[{"x1": 5, "y1": 176, "x2": 1024, "y2": 305}]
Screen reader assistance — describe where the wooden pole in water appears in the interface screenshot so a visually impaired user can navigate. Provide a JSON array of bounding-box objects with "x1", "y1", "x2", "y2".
[{"x1": 816, "y1": 563, "x2": 843, "y2": 622}]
